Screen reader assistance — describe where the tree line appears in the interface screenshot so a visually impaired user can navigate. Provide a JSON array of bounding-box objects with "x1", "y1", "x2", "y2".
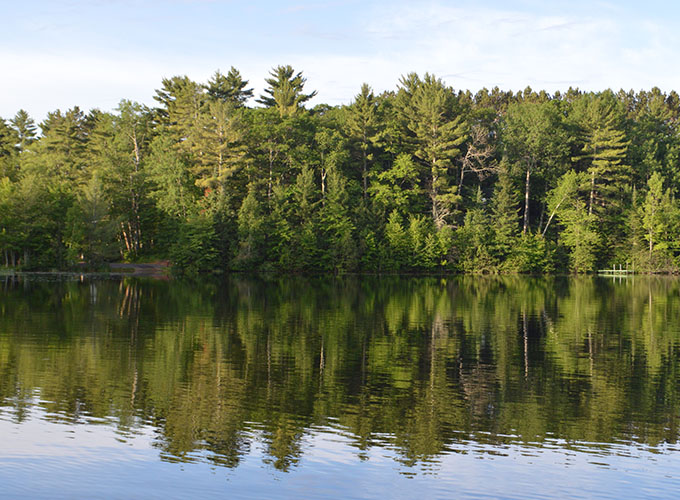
[{"x1": 1, "y1": 65, "x2": 679, "y2": 273}]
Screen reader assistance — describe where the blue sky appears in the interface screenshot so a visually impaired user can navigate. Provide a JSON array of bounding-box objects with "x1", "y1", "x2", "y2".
[{"x1": 3, "y1": 0, "x2": 680, "y2": 122}]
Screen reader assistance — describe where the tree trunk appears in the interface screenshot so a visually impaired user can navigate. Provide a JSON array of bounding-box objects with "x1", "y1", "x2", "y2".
[
  {"x1": 589, "y1": 170, "x2": 595, "y2": 216},
  {"x1": 522, "y1": 165, "x2": 531, "y2": 235},
  {"x1": 362, "y1": 143, "x2": 368, "y2": 200},
  {"x1": 431, "y1": 167, "x2": 441, "y2": 229}
]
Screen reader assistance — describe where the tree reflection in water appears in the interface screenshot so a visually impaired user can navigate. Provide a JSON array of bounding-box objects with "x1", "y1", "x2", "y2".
[{"x1": 1, "y1": 275, "x2": 679, "y2": 472}]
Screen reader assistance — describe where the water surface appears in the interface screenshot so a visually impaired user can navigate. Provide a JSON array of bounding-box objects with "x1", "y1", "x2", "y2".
[{"x1": 1, "y1": 275, "x2": 680, "y2": 498}]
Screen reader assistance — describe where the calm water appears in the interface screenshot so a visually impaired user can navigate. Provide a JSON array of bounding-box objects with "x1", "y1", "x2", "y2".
[{"x1": 1, "y1": 275, "x2": 680, "y2": 499}]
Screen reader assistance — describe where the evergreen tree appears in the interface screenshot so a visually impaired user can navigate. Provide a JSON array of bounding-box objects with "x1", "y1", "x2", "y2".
[
  {"x1": 400, "y1": 73, "x2": 467, "y2": 229},
  {"x1": 456, "y1": 187, "x2": 496, "y2": 272},
  {"x1": 191, "y1": 100, "x2": 246, "y2": 199},
  {"x1": 370, "y1": 153, "x2": 423, "y2": 217},
  {"x1": 205, "y1": 67, "x2": 253, "y2": 106},
  {"x1": 9, "y1": 109, "x2": 37, "y2": 153},
  {"x1": 641, "y1": 172, "x2": 675, "y2": 270},
  {"x1": 319, "y1": 167, "x2": 356, "y2": 271},
  {"x1": 22, "y1": 107, "x2": 92, "y2": 186},
  {"x1": 153, "y1": 75, "x2": 205, "y2": 156},
  {"x1": 571, "y1": 91, "x2": 630, "y2": 217},
  {"x1": 257, "y1": 65, "x2": 317, "y2": 117},
  {"x1": 491, "y1": 164, "x2": 519, "y2": 261},
  {"x1": 146, "y1": 135, "x2": 196, "y2": 220},
  {"x1": 345, "y1": 83, "x2": 379, "y2": 199},
  {"x1": 384, "y1": 210, "x2": 410, "y2": 270},
  {"x1": 235, "y1": 186, "x2": 266, "y2": 268},
  {"x1": 0, "y1": 119, "x2": 18, "y2": 179}
]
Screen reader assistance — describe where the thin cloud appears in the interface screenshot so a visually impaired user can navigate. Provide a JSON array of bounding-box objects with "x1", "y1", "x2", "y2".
[{"x1": 3, "y1": 1, "x2": 680, "y2": 120}]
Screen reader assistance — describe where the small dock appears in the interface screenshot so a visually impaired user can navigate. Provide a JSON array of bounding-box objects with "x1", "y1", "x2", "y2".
[{"x1": 598, "y1": 264, "x2": 634, "y2": 277}]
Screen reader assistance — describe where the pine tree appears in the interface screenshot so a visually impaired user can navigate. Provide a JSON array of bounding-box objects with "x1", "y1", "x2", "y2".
[
  {"x1": 400, "y1": 73, "x2": 468, "y2": 229},
  {"x1": 571, "y1": 91, "x2": 630, "y2": 217},
  {"x1": 191, "y1": 100, "x2": 246, "y2": 199},
  {"x1": 22, "y1": 107, "x2": 92, "y2": 186},
  {"x1": 558, "y1": 198, "x2": 600, "y2": 273},
  {"x1": 153, "y1": 75, "x2": 205, "y2": 152},
  {"x1": 369, "y1": 153, "x2": 422, "y2": 216},
  {"x1": 9, "y1": 109, "x2": 37, "y2": 152},
  {"x1": 641, "y1": 172, "x2": 675, "y2": 270},
  {"x1": 205, "y1": 67, "x2": 253, "y2": 106},
  {"x1": 0, "y1": 119, "x2": 18, "y2": 179},
  {"x1": 491, "y1": 164, "x2": 519, "y2": 260},
  {"x1": 570, "y1": 91, "x2": 631, "y2": 263},
  {"x1": 235, "y1": 186, "x2": 266, "y2": 268},
  {"x1": 257, "y1": 65, "x2": 317, "y2": 117},
  {"x1": 319, "y1": 167, "x2": 356, "y2": 271},
  {"x1": 345, "y1": 83, "x2": 379, "y2": 199},
  {"x1": 384, "y1": 210, "x2": 410, "y2": 270}
]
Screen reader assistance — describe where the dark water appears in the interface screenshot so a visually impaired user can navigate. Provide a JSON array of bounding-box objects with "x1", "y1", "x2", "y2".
[{"x1": 1, "y1": 275, "x2": 680, "y2": 499}]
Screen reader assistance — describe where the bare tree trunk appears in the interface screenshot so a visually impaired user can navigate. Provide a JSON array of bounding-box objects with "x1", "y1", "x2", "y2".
[
  {"x1": 268, "y1": 150, "x2": 274, "y2": 203},
  {"x1": 589, "y1": 170, "x2": 595, "y2": 216},
  {"x1": 522, "y1": 166, "x2": 531, "y2": 235},
  {"x1": 362, "y1": 145, "x2": 368, "y2": 200},
  {"x1": 121, "y1": 223, "x2": 132, "y2": 254}
]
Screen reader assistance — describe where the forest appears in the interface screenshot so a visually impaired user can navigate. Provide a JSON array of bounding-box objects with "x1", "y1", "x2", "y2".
[{"x1": 1, "y1": 65, "x2": 679, "y2": 274}]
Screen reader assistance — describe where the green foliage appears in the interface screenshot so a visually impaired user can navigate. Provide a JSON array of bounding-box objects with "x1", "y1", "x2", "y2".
[
  {"x1": 146, "y1": 135, "x2": 196, "y2": 220},
  {"x1": 399, "y1": 73, "x2": 467, "y2": 228},
  {"x1": 257, "y1": 65, "x2": 317, "y2": 117},
  {"x1": 205, "y1": 67, "x2": 253, "y2": 106},
  {"x1": 558, "y1": 199, "x2": 600, "y2": 273},
  {"x1": 9, "y1": 109, "x2": 37, "y2": 153},
  {"x1": 65, "y1": 175, "x2": 118, "y2": 266},
  {"x1": 639, "y1": 172, "x2": 677, "y2": 271},
  {"x1": 456, "y1": 188, "x2": 497, "y2": 273},
  {"x1": 370, "y1": 153, "x2": 422, "y2": 216},
  {"x1": 345, "y1": 83, "x2": 379, "y2": 198},
  {"x1": 384, "y1": 210, "x2": 410, "y2": 270},
  {"x1": 235, "y1": 187, "x2": 266, "y2": 269},
  {"x1": 503, "y1": 100, "x2": 569, "y2": 234},
  {"x1": 5, "y1": 72, "x2": 680, "y2": 274},
  {"x1": 505, "y1": 234, "x2": 554, "y2": 273},
  {"x1": 170, "y1": 214, "x2": 219, "y2": 274},
  {"x1": 491, "y1": 165, "x2": 519, "y2": 261},
  {"x1": 319, "y1": 168, "x2": 356, "y2": 272},
  {"x1": 0, "y1": 119, "x2": 18, "y2": 180}
]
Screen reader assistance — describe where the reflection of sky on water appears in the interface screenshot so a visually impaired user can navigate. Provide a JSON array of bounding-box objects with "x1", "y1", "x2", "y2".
[{"x1": 2, "y1": 407, "x2": 679, "y2": 500}]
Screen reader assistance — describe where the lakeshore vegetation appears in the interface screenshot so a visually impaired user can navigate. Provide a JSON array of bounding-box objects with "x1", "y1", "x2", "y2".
[{"x1": 1, "y1": 67, "x2": 680, "y2": 273}]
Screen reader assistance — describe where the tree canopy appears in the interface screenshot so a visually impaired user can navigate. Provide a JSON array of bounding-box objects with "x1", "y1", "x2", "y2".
[{"x1": 2, "y1": 68, "x2": 680, "y2": 274}]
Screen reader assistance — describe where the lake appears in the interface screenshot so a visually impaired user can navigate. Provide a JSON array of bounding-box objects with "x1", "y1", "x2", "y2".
[{"x1": 1, "y1": 274, "x2": 680, "y2": 499}]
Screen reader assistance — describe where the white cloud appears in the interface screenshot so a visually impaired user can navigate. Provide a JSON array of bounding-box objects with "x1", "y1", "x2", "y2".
[{"x1": 3, "y1": 1, "x2": 680, "y2": 121}]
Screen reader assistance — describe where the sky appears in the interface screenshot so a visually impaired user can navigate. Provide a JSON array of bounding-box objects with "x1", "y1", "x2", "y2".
[{"x1": 3, "y1": 0, "x2": 680, "y2": 123}]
